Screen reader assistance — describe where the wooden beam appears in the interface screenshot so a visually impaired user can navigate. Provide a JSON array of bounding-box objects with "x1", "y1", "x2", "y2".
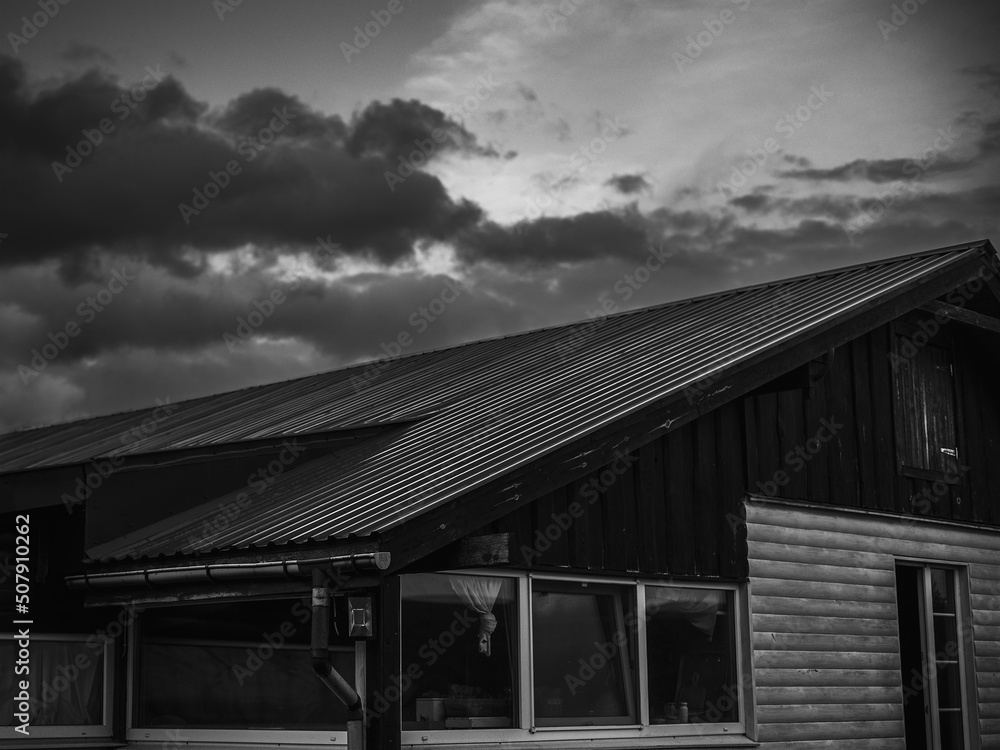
[{"x1": 919, "y1": 300, "x2": 1000, "y2": 335}]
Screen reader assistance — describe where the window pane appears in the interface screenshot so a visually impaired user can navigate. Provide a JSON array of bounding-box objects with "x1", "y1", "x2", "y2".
[
  {"x1": 0, "y1": 639, "x2": 104, "y2": 726},
  {"x1": 401, "y1": 574, "x2": 516, "y2": 730},
  {"x1": 532, "y1": 581, "x2": 636, "y2": 726},
  {"x1": 645, "y1": 587, "x2": 738, "y2": 724},
  {"x1": 930, "y1": 567, "x2": 955, "y2": 613},
  {"x1": 136, "y1": 599, "x2": 353, "y2": 729}
]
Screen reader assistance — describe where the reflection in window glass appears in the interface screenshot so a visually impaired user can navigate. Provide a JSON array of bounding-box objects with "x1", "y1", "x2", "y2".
[
  {"x1": 532, "y1": 581, "x2": 636, "y2": 727},
  {"x1": 136, "y1": 599, "x2": 353, "y2": 729},
  {"x1": 0, "y1": 639, "x2": 105, "y2": 726},
  {"x1": 645, "y1": 587, "x2": 738, "y2": 724},
  {"x1": 401, "y1": 574, "x2": 517, "y2": 730}
]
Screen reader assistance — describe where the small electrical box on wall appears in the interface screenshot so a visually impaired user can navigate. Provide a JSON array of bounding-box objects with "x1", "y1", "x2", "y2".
[{"x1": 333, "y1": 595, "x2": 374, "y2": 638}]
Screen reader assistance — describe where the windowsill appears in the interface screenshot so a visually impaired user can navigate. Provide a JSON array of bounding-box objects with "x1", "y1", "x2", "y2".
[
  {"x1": 0, "y1": 739, "x2": 124, "y2": 750},
  {"x1": 402, "y1": 724, "x2": 752, "y2": 748},
  {"x1": 402, "y1": 735, "x2": 759, "y2": 749}
]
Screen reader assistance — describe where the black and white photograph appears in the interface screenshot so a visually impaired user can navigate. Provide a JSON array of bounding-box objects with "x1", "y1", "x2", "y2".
[{"x1": 1, "y1": 1, "x2": 999, "y2": 748}]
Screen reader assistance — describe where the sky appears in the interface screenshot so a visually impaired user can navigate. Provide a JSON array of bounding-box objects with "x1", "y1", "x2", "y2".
[{"x1": 0, "y1": 0, "x2": 998, "y2": 433}]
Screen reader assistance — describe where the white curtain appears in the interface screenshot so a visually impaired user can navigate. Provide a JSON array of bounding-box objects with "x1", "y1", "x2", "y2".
[
  {"x1": 645, "y1": 588, "x2": 723, "y2": 637},
  {"x1": 449, "y1": 576, "x2": 502, "y2": 656}
]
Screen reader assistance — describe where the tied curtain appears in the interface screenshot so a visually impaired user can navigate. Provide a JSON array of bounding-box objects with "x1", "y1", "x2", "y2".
[
  {"x1": 0, "y1": 641, "x2": 103, "y2": 726},
  {"x1": 645, "y1": 588, "x2": 724, "y2": 637},
  {"x1": 449, "y1": 576, "x2": 502, "y2": 656}
]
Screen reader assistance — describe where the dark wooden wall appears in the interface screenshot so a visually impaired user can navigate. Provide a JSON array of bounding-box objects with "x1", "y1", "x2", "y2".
[
  {"x1": 745, "y1": 321, "x2": 1000, "y2": 526},
  {"x1": 472, "y1": 400, "x2": 747, "y2": 580},
  {"x1": 462, "y1": 317, "x2": 1000, "y2": 582}
]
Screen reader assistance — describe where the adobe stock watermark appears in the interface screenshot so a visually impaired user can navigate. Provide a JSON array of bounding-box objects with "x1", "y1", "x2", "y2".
[
  {"x1": 842, "y1": 125, "x2": 957, "y2": 244},
  {"x1": 6, "y1": 0, "x2": 71, "y2": 54},
  {"x1": 755, "y1": 416, "x2": 843, "y2": 496},
  {"x1": 383, "y1": 74, "x2": 500, "y2": 192},
  {"x1": 878, "y1": 0, "x2": 931, "y2": 40},
  {"x1": 682, "y1": 287, "x2": 796, "y2": 404},
  {"x1": 340, "y1": 0, "x2": 408, "y2": 62},
  {"x1": 520, "y1": 449, "x2": 638, "y2": 564},
  {"x1": 888, "y1": 266, "x2": 994, "y2": 373},
  {"x1": 717, "y1": 85, "x2": 834, "y2": 195},
  {"x1": 212, "y1": 0, "x2": 244, "y2": 21},
  {"x1": 349, "y1": 276, "x2": 469, "y2": 392},
  {"x1": 52, "y1": 65, "x2": 168, "y2": 182},
  {"x1": 186, "y1": 440, "x2": 306, "y2": 546},
  {"x1": 18, "y1": 267, "x2": 137, "y2": 385},
  {"x1": 231, "y1": 568, "x2": 351, "y2": 685},
  {"x1": 517, "y1": 115, "x2": 628, "y2": 221},
  {"x1": 366, "y1": 607, "x2": 478, "y2": 725},
  {"x1": 60, "y1": 397, "x2": 178, "y2": 514},
  {"x1": 223, "y1": 236, "x2": 340, "y2": 352},
  {"x1": 178, "y1": 106, "x2": 297, "y2": 224},
  {"x1": 673, "y1": 0, "x2": 750, "y2": 74},
  {"x1": 553, "y1": 243, "x2": 673, "y2": 362}
]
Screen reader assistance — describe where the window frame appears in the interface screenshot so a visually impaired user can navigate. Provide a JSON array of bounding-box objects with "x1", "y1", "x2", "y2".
[
  {"x1": 890, "y1": 318, "x2": 965, "y2": 483},
  {"x1": 894, "y1": 560, "x2": 977, "y2": 750},
  {"x1": 0, "y1": 631, "x2": 115, "y2": 741},
  {"x1": 125, "y1": 600, "x2": 363, "y2": 747},
  {"x1": 399, "y1": 570, "x2": 750, "y2": 746}
]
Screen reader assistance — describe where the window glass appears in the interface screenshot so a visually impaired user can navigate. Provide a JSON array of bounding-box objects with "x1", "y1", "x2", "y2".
[
  {"x1": 0, "y1": 638, "x2": 105, "y2": 727},
  {"x1": 532, "y1": 580, "x2": 636, "y2": 726},
  {"x1": 645, "y1": 587, "x2": 738, "y2": 724},
  {"x1": 136, "y1": 599, "x2": 353, "y2": 729},
  {"x1": 401, "y1": 573, "x2": 517, "y2": 730}
]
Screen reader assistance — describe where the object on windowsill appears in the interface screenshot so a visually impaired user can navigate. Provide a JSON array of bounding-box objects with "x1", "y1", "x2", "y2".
[
  {"x1": 444, "y1": 716, "x2": 512, "y2": 729},
  {"x1": 664, "y1": 701, "x2": 689, "y2": 723},
  {"x1": 415, "y1": 697, "x2": 445, "y2": 729}
]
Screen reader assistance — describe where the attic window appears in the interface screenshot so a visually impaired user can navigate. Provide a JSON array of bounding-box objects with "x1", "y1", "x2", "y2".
[{"x1": 891, "y1": 320, "x2": 960, "y2": 478}]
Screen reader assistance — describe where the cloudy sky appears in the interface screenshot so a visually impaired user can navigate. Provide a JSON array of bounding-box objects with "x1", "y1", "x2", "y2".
[{"x1": 1, "y1": 0, "x2": 998, "y2": 433}]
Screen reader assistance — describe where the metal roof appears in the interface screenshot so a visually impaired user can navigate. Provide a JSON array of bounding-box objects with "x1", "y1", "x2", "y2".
[{"x1": 4, "y1": 241, "x2": 996, "y2": 562}]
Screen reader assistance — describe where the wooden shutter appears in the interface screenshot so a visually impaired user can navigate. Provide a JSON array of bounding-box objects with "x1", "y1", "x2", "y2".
[{"x1": 892, "y1": 333, "x2": 958, "y2": 474}]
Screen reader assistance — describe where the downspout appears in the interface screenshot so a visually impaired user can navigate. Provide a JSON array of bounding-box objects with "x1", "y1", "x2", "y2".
[{"x1": 311, "y1": 568, "x2": 362, "y2": 712}]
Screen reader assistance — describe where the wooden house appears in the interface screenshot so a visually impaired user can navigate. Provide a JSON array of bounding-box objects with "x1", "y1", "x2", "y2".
[{"x1": 2, "y1": 238, "x2": 1000, "y2": 749}]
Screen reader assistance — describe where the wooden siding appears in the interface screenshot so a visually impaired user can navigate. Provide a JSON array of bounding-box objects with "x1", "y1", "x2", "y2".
[
  {"x1": 745, "y1": 320, "x2": 1000, "y2": 526},
  {"x1": 468, "y1": 399, "x2": 747, "y2": 579},
  {"x1": 745, "y1": 498, "x2": 1000, "y2": 748}
]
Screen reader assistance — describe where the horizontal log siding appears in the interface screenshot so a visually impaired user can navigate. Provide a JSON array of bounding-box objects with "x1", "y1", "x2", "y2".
[{"x1": 746, "y1": 499, "x2": 1000, "y2": 748}]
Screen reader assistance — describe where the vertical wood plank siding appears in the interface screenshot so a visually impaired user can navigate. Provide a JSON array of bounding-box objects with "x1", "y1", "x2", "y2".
[
  {"x1": 746, "y1": 322, "x2": 1000, "y2": 526},
  {"x1": 482, "y1": 399, "x2": 747, "y2": 578},
  {"x1": 745, "y1": 499, "x2": 1000, "y2": 748}
]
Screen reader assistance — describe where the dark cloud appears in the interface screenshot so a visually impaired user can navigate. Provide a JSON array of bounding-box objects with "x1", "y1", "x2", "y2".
[
  {"x1": 516, "y1": 82, "x2": 538, "y2": 102},
  {"x1": 961, "y1": 63, "x2": 1000, "y2": 98},
  {"x1": 782, "y1": 154, "x2": 811, "y2": 168},
  {"x1": 60, "y1": 42, "x2": 116, "y2": 66},
  {"x1": 457, "y1": 208, "x2": 651, "y2": 266},
  {"x1": 345, "y1": 98, "x2": 498, "y2": 161},
  {"x1": 776, "y1": 155, "x2": 970, "y2": 183},
  {"x1": 605, "y1": 173, "x2": 650, "y2": 195},
  {"x1": 729, "y1": 193, "x2": 769, "y2": 212},
  {"x1": 0, "y1": 58, "x2": 489, "y2": 277}
]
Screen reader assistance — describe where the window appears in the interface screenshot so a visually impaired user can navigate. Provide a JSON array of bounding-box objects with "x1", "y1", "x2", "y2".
[
  {"x1": 892, "y1": 322, "x2": 961, "y2": 478},
  {"x1": 532, "y1": 580, "x2": 636, "y2": 726},
  {"x1": 401, "y1": 573, "x2": 517, "y2": 730},
  {"x1": 0, "y1": 633, "x2": 114, "y2": 740},
  {"x1": 401, "y1": 572, "x2": 746, "y2": 744},
  {"x1": 130, "y1": 598, "x2": 356, "y2": 745},
  {"x1": 895, "y1": 564, "x2": 972, "y2": 749},
  {"x1": 645, "y1": 586, "x2": 738, "y2": 724}
]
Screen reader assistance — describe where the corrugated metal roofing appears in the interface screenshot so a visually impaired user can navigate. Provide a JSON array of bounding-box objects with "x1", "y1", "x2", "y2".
[{"x1": 4, "y1": 241, "x2": 995, "y2": 562}]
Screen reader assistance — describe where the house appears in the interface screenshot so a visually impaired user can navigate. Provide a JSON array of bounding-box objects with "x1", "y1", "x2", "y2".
[{"x1": 2, "y1": 238, "x2": 1000, "y2": 749}]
